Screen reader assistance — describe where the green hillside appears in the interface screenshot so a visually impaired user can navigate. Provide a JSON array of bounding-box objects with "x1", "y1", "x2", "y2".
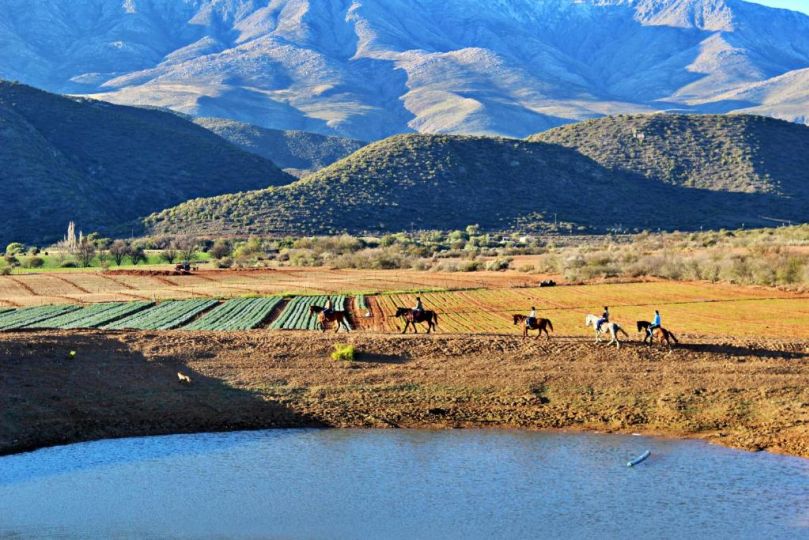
[
  {"x1": 531, "y1": 114, "x2": 809, "y2": 197},
  {"x1": 194, "y1": 117, "x2": 366, "y2": 177},
  {"x1": 0, "y1": 81, "x2": 294, "y2": 245},
  {"x1": 144, "y1": 125, "x2": 807, "y2": 237}
]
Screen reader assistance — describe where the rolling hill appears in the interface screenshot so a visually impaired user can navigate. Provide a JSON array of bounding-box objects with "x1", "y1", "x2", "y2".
[
  {"x1": 0, "y1": 81, "x2": 293, "y2": 245},
  {"x1": 143, "y1": 114, "x2": 809, "y2": 237},
  {"x1": 1, "y1": 0, "x2": 809, "y2": 139},
  {"x1": 194, "y1": 117, "x2": 366, "y2": 177},
  {"x1": 531, "y1": 114, "x2": 809, "y2": 196}
]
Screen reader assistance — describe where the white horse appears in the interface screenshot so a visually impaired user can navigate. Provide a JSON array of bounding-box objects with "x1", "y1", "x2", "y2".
[{"x1": 585, "y1": 314, "x2": 629, "y2": 349}]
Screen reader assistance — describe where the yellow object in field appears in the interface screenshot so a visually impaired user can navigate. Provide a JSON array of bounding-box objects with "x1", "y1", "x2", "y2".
[{"x1": 68, "y1": 350, "x2": 76, "y2": 358}]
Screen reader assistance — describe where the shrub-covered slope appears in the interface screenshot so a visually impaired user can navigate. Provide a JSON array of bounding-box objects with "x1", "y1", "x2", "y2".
[
  {"x1": 531, "y1": 114, "x2": 809, "y2": 198},
  {"x1": 144, "y1": 121, "x2": 807, "y2": 236},
  {"x1": 0, "y1": 81, "x2": 293, "y2": 244}
]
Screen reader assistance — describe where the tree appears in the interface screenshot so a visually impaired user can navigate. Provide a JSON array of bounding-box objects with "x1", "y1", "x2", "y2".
[
  {"x1": 75, "y1": 238, "x2": 96, "y2": 268},
  {"x1": 129, "y1": 245, "x2": 147, "y2": 265},
  {"x1": 5, "y1": 242, "x2": 23, "y2": 255},
  {"x1": 160, "y1": 245, "x2": 179, "y2": 264},
  {"x1": 210, "y1": 239, "x2": 233, "y2": 259},
  {"x1": 109, "y1": 240, "x2": 130, "y2": 266},
  {"x1": 174, "y1": 236, "x2": 198, "y2": 262}
]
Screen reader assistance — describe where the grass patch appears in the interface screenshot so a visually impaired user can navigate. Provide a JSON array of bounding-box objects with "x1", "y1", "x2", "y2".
[{"x1": 331, "y1": 343, "x2": 355, "y2": 362}]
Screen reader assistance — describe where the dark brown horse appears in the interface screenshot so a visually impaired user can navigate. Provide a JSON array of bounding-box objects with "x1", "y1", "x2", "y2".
[
  {"x1": 310, "y1": 305, "x2": 351, "y2": 333},
  {"x1": 513, "y1": 314, "x2": 554, "y2": 339},
  {"x1": 636, "y1": 320, "x2": 679, "y2": 348},
  {"x1": 394, "y1": 307, "x2": 438, "y2": 334}
]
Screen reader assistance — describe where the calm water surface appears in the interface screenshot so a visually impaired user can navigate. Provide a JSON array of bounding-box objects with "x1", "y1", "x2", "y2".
[{"x1": 0, "y1": 429, "x2": 807, "y2": 539}]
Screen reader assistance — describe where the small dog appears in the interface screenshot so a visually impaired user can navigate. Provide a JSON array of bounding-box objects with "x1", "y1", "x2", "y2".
[{"x1": 177, "y1": 372, "x2": 192, "y2": 384}]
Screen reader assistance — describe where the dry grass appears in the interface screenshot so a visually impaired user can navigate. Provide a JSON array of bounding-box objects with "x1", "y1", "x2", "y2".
[{"x1": 370, "y1": 282, "x2": 809, "y2": 338}]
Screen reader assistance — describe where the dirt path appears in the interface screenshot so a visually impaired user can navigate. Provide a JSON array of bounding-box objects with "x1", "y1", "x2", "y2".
[{"x1": 1, "y1": 331, "x2": 806, "y2": 458}]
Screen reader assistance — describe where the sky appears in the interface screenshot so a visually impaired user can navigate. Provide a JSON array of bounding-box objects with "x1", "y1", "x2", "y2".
[{"x1": 746, "y1": 0, "x2": 809, "y2": 14}]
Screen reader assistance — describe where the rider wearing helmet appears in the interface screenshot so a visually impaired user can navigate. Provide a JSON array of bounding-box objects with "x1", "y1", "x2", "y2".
[
  {"x1": 648, "y1": 310, "x2": 661, "y2": 338},
  {"x1": 596, "y1": 306, "x2": 609, "y2": 332}
]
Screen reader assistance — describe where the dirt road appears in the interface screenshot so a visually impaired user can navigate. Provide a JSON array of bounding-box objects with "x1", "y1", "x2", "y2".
[{"x1": 1, "y1": 330, "x2": 807, "y2": 457}]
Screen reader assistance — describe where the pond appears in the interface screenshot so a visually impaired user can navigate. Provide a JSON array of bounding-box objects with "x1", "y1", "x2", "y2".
[{"x1": 1, "y1": 429, "x2": 807, "y2": 539}]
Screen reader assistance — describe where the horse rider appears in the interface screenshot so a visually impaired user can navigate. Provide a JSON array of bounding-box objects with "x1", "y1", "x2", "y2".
[
  {"x1": 527, "y1": 306, "x2": 537, "y2": 328},
  {"x1": 324, "y1": 297, "x2": 334, "y2": 317},
  {"x1": 648, "y1": 309, "x2": 661, "y2": 338},
  {"x1": 413, "y1": 296, "x2": 424, "y2": 318},
  {"x1": 596, "y1": 306, "x2": 609, "y2": 332}
]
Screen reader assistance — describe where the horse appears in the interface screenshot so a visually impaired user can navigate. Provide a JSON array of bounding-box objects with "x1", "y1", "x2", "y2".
[
  {"x1": 394, "y1": 307, "x2": 438, "y2": 334},
  {"x1": 585, "y1": 314, "x2": 629, "y2": 349},
  {"x1": 309, "y1": 305, "x2": 351, "y2": 333},
  {"x1": 512, "y1": 314, "x2": 554, "y2": 339},
  {"x1": 637, "y1": 320, "x2": 679, "y2": 348}
]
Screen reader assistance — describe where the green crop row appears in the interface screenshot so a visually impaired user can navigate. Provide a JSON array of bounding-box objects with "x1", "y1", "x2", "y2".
[
  {"x1": 183, "y1": 297, "x2": 281, "y2": 331},
  {"x1": 103, "y1": 299, "x2": 218, "y2": 330},
  {"x1": 0, "y1": 304, "x2": 82, "y2": 331},
  {"x1": 270, "y1": 295, "x2": 349, "y2": 330},
  {"x1": 28, "y1": 301, "x2": 154, "y2": 329}
]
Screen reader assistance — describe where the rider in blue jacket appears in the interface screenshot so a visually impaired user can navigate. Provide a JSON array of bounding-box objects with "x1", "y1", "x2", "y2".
[{"x1": 648, "y1": 310, "x2": 661, "y2": 338}]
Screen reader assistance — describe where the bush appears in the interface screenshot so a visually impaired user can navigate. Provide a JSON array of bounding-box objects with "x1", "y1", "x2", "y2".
[
  {"x1": 60, "y1": 261, "x2": 78, "y2": 268},
  {"x1": 24, "y1": 257, "x2": 45, "y2": 268},
  {"x1": 485, "y1": 257, "x2": 512, "y2": 271},
  {"x1": 216, "y1": 257, "x2": 234, "y2": 269},
  {"x1": 210, "y1": 239, "x2": 233, "y2": 259},
  {"x1": 0, "y1": 266, "x2": 11, "y2": 275},
  {"x1": 331, "y1": 343, "x2": 355, "y2": 362},
  {"x1": 459, "y1": 260, "x2": 483, "y2": 272}
]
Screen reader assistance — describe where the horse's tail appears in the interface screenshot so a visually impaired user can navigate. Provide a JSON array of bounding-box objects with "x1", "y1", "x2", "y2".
[
  {"x1": 433, "y1": 312, "x2": 438, "y2": 327},
  {"x1": 547, "y1": 319, "x2": 554, "y2": 332},
  {"x1": 617, "y1": 325, "x2": 629, "y2": 338},
  {"x1": 668, "y1": 331, "x2": 679, "y2": 344}
]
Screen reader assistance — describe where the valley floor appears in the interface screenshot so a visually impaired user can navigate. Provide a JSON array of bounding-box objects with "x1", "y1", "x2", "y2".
[{"x1": 1, "y1": 331, "x2": 807, "y2": 458}]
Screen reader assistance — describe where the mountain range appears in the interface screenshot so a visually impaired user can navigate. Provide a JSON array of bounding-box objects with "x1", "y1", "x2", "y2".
[{"x1": 2, "y1": 0, "x2": 809, "y2": 140}]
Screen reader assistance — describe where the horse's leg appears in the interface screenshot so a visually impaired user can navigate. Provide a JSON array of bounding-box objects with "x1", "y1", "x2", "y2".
[{"x1": 401, "y1": 320, "x2": 408, "y2": 334}]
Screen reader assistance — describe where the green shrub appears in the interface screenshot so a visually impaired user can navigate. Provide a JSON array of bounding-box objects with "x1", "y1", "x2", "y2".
[
  {"x1": 24, "y1": 256, "x2": 45, "y2": 269},
  {"x1": 331, "y1": 343, "x2": 355, "y2": 362}
]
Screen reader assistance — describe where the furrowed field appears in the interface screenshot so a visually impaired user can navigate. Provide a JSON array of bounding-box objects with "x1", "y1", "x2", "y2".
[
  {"x1": 370, "y1": 282, "x2": 809, "y2": 338},
  {"x1": 0, "y1": 268, "x2": 540, "y2": 308},
  {"x1": 0, "y1": 268, "x2": 806, "y2": 338}
]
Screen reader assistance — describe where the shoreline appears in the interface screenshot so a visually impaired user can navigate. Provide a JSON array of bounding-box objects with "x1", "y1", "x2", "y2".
[{"x1": 1, "y1": 330, "x2": 807, "y2": 458}]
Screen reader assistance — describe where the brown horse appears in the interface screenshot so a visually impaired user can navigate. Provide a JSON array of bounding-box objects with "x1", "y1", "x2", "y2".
[
  {"x1": 310, "y1": 305, "x2": 351, "y2": 333},
  {"x1": 512, "y1": 314, "x2": 554, "y2": 339},
  {"x1": 636, "y1": 320, "x2": 679, "y2": 348},
  {"x1": 394, "y1": 307, "x2": 438, "y2": 334}
]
